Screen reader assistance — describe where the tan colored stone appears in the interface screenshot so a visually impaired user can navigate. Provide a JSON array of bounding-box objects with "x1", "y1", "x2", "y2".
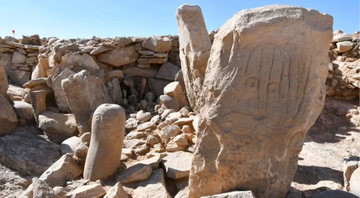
[
  {"x1": 142, "y1": 37, "x2": 172, "y2": 52},
  {"x1": 104, "y1": 182, "x2": 129, "y2": 198},
  {"x1": 97, "y1": 46, "x2": 139, "y2": 67},
  {"x1": 32, "y1": 178, "x2": 60, "y2": 198},
  {"x1": 66, "y1": 184, "x2": 106, "y2": 198},
  {"x1": 0, "y1": 64, "x2": 8, "y2": 96},
  {"x1": 39, "y1": 153, "x2": 82, "y2": 187},
  {"x1": 200, "y1": 191, "x2": 255, "y2": 198},
  {"x1": 29, "y1": 89, "x2": 46, "y2": 123},
  {"x1": 350, "y1": 167, "x2": 360, "y2": 196},
  {"x1": 155, "y1": 62, "x2": 181, "y2": 81},
  {"x1": 164, "y1": 81, "x2": 189, "y2": 109},
  {"x1": 162, "y1": 151, "x2": 193, "y2": 180},
  {"x1": 131, "y1": 169, "x2": 171, "y2": 198},
  {"x1": 62, "y1": 70, "x2": 112, "y2": 134},
  {"x1": 38, "y1": 111, "x2": 78, "y2": 142},
  {"x1": 186, "y1": 5, "x2": 333, "y2": 198},
  {"x1": 137, "y1": 57, "x2": 168, "y2": 65},
  {"x1": 52, "y1": 68, "x2": 76, "y2": 112},
  {"x1": 84, "y1": 104, "x2": 125, "y2": 181},
  {"x1": 63, "y1": 53, "x2": 100, "y2": 74},
  {"x1": 13, "y1": 101, "x2": 34, "y2": 122},
  {"x1": 176, "y1": 4, "x2": 211, "y2": 114},
  {"x1": 116, "y1": 164, "x2": 152, "y2": 183},
  {"x1": 0, "y1": 94, "x2": 18, "y2": 135}
]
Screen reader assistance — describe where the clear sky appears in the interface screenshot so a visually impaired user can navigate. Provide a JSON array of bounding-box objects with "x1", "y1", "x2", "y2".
[{"x1": 0, "y1": 0, "x2": 358, "y2": 39}]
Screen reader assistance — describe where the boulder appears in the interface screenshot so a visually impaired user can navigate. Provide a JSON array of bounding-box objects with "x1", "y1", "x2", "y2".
[
  {"x1": 0, "y1": 94, "x2": 18, "y2": 135},
  {"x1": 350, "y1": 167, "x2": 360, "y2": 196},
  {"x1": 38, "y1": 111, "x2": 78, "y2": 142},
  {"x1": 116, "y1": 164, "x2": 153, "y2": 183},
  {"x1": 164, "y1": 82, "x2": 189, "y2": 109},
  {"x1": 83, "y1": 104, "x2": 126, "y2": 181},
  {"x1": 159, "y1": 95, "x2": 179, "y2": 111},
  {"x1": 332, "y1": 34, "x2": 353, "y2": 42},
  {"x1": 7, "y1": 69, "x2": 31, "y2": 85},
  {"x1": 142, "y1": 37, "x2": 172, "y2": 52},
  {"x1": 156, "y1": 62, "x2": 181, "y2": 81},
  {"x1": 52, "y1": 68, "x2": 76, "y2": 113},
  {"x1": 0, "y1": 125, "x2": 61, "y2": 176},
  {"x1": 66, "y1": 184, "x2": 106, "y2": 198},
  {"x1": 97, "y1": 46, "x2": 139, "y2": 67},
  {"x1": 200, "y1": 191, "x2": 255, "y2": 198},
  {"x1": 32, "y1": 177, "x2": 60, "y2": 198},
  {"x1": 104, "y1": 182, "x2": 129, "y2": 198},
  {"x1": 11, "y1": 51, "x2": 26, "y2": 64},
  {"x1": 13, "y1": 101, "x2": 34, "y2": 122},
  {"x1": 64, "y1": 53, "x2": 100, "y2": 74},
  {"x1": 136, "y1": 110, "x2": 152, "y2": 122},
  {"x1": 184, "y1": 5, "x2": 333, "y2": 198},
  {"x1": 162, "y1": 151, "x2": 193, "y2": 180},
  {"x1": 131, "y1": 169, "x2": 171, "y2": 198},
  {"x1": 39, "y1": 153, "x2": 82, "y2": 187},
  {"x1": 122, "y1": 65, "x2": 159, "y2": 78},
  {"x1": 336, "y1": 41, "x2": 354, "y2": 53},
  {"x1": 160, "y1": 125, "x2": 181, "y2": 143},
  {"x1": 62, "y1": 70, "x2": 112, "y2": 134},
  {"x1": 148, "y1": 78, "x2": 171, "y2": 98},
  {"x1": 29, "y1": 90, "x2": 47, "y2": 123},
  {"x1": 60, "y1": 136, "x2": 82, "y2": 155},
  {"x1": 0, "y1": 64, "x2": 8, "y2": 96},
  {"x1": 176, "y1": 4, "x2": 211, "y2": 114},
  {"x1": 90, "y1": 45, "x2": 113, "y2": 56}
]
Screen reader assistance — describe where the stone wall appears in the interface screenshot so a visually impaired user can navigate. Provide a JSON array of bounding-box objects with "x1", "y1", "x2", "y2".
[
  {"x1": 327, "y1": 31, "x2": 360, "y2": 100},
  {"x1": 0, "y1": 31, "x2": 359, "y2": 106}
]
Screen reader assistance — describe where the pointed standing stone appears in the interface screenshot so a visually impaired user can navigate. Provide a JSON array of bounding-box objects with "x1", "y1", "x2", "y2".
[{"x1": 176, "y1": 4, "x2": 211, "y2": 114}]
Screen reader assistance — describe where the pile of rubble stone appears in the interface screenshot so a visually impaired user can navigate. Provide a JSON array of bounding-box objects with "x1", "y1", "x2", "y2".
[{"x1": 327, "y1": 30, "x2": 359, "y2": 100}]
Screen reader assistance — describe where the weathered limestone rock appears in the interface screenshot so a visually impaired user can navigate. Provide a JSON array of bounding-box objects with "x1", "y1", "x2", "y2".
[
  {"x1": 104, "y1": 182, "x2": 129, "y2": 198},
  {"x1": 0, "y1": 64, "x2": 8, "y2": 96},
  {"x1": 164, "y1": 81, "x2": 189, "y2": 109},
  {"x1": 185, "y1": 5, "x2": 333, "y2": 198},
  {"x1": 176, "y1": 4, "x2": 211, "y2": 114},
  {"x1": 156, "y1": 62, "x2": 181, "y2": 81},
  {"x1": 0, "y1": 94, "x2": 18, "y2": 134},
  {"x1": 131, "y1": 169, "x2": 172, "y2": 198},
  {"x1": 12, "y1": 51, "x2": 26, "y2": 64},
  {"x1": 32, "y1": 178, "x2": 60, "y2": 198},
  {"x1": 39, "y1": 153, "x2": 82, "y2": 187},
  {"x1": 29, "y1": 90, "x2": 47, "y2": 123},
  {"x1": 201, "y1": 191, "x2": 255, "y2": 198},
  {"x1": 97, "y1": 46, "x2": 139, "y2": 67},
  {"x1": 142, "y1": 37, "x2": 172, "y2": 52},
  {"x1": 13, "y1": 101, "x2": 34, "y2": 122},
  {"x1": 107, "y1": 78, "x2": 122, "y2": 105},
  {"x1": 38, "y1": 111, "x2": 78, "y2": 142},
  {"x1": 162, "y1": 151, "x2": 193, "y2": 180},
  {"x1": 116, "y1": 164, "x2": 153, "y2": 183},
  {"x1": 52, "y1": 68, "x2": 76, "y2": 113},
  {"x1": 350, "y1": 167, "x2": 360, "y2": 196},
  {"x1": 60, "y1": 136, "x2": 82, "y2": 154},
  {"x1": 66, "y1": 184, "x2": 106, "y2": 198},
  {"x1": 62, "y1": 70, "x2": 112, "y2": 134},
  {"x1": 64, "y1": 53, "x2": 100, "y2": 74},
  {"x1": 83, "y1": 104, "x2": 125, "y2": 181}
]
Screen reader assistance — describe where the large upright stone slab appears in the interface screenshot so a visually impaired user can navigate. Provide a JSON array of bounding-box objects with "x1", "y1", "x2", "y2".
[
  {"x1": 83, "y1": 104, "x2": 126, "y2": 181},
  {"x1": 52, "y1": 68, "x2": 76, "y2": 113},
  {"x1": 176, "y1": 4, "x2": 211, "y2": 114},
  {"x1": 184, "y1": 5, "x2": 333, "y2": 198},
  {"x1": 0, "y1": 64, "x2": 8, "y2": 96},
  {"x1": 62, "y1": 70, "x2": 112, "y2": 134}
]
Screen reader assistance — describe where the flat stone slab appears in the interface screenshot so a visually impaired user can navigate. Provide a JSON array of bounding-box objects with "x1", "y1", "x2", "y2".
[{"x1": 162, "y1": 151, "x2": 193, "y2": 180}]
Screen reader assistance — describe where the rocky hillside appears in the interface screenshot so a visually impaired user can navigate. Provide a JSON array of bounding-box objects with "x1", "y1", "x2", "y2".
[{"x1": 0, "y1": 5, "x2": 359, "y2": 198}]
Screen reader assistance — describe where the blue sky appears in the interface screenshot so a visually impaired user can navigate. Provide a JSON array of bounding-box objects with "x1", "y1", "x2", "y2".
[{"x1": 0, "y1": 0, "x2": 358, "y2": 39}]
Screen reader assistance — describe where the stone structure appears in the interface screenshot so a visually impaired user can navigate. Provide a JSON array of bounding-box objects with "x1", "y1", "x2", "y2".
[
  {"x1": 176, "y1": 5, "x2": 334, "y2": 198},
  {"x1": 83, "y1": 103, "x2": 126, "y2": 181}
]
